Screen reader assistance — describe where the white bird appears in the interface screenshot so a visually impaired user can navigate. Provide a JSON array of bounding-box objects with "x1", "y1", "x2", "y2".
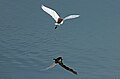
[{"x1": 41, "y1": 5, "x2": 80, "y2": 29}]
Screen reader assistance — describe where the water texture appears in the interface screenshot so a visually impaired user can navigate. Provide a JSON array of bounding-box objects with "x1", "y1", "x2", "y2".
[{"x1": 0, "y1": 0, "x2": 120, "y2": 79}]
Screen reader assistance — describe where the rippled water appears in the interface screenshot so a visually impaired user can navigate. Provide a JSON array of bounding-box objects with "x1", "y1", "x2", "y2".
[{"x1": 0, "y1": 0, "x2": 120, "y2": 79}]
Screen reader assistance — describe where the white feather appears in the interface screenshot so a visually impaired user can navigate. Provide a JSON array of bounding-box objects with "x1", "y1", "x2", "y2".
[
  {"x1": 41, "y1": 5, "x2": 60, "y2": 22},
  {"x1": 64, "y1": 15, "x2": 80, "y2": 21}
]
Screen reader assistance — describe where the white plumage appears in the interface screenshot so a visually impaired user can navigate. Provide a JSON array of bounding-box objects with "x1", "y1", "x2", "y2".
[
  {"x1": 41, "y1": 5, "x2": 80, "y2": 29},
  {"x1": 63, "y1": 15, "x2": 80, "y2": 21},
  {"x1": 41, "y1": 5, "x2": 60, "y2": 22}
]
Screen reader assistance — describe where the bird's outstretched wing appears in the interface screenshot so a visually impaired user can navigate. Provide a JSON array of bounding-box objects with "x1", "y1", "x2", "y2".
[
  {"x1": 41, "y1": 5, "x2": 60, "y2": 22},
  {"x1": 64, "y1": 15, "x2": 80, "y2": 21},
  {"x1": 40, "y1": 63, "x2": 57, "y2": 71},
  {"x1": 59, "y1": 63, "x2": 77, "y2": 75}
]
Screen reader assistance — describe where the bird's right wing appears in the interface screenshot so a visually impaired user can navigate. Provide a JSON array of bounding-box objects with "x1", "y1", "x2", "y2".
[
  {"x1": 40, "y1": 63, "x2": 57, "y2": 71},
  {"x1": 41, "y1": 5, "x2": 60, "y2": 22},
  {"x1": 64, "y1": 15, "x2": 80, "y2": 21}
]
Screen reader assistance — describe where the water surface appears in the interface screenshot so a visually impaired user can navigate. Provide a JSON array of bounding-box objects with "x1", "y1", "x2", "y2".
[{"x1": 0, "y1": 0, "x2": 120, "y2": 79}]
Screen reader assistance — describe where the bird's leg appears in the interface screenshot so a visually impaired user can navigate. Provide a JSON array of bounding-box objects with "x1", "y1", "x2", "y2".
[{"x1": 55, "y1": 25, "x2": 58, "y2": 29}]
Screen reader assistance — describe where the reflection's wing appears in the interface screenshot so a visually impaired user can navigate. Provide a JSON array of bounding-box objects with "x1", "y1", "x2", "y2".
[
  {"x1": 41, "y1": 5, "x2": 60, "y2": 22},
  {"x1": 41, "y1": 63, "x2": 57, "y2": 71},
  {"x1": 64, "y1": 15, "x2": 80, "y2": 21},
  {"x1": 59, "y1": 63, "x2": 77, "y2": 75}
]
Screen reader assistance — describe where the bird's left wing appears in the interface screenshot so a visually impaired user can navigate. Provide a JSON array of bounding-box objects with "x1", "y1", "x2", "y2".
[
  {"x1": 40, "y1": 63, "x2": 57, "y2": 71},
  {"x1": 59, "y1": 63, "x2": 78, "y2": 75},
  {"x1": 41, "y1": 5, "x2": 60, "y2": 22},
  {"x1": 63, "y1": 15, "x2": 80, "y2": 21}
]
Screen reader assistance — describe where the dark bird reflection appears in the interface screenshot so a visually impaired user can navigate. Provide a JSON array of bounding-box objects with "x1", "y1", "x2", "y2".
[
  {"x1": 53, "y1": 57, "x2": 77, "y2": 75},
  {"x1": 42, "y1": 57, "x2": 78, "y2": 75}
]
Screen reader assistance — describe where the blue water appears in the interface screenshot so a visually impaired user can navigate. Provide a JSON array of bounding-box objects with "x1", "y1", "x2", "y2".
[{"x1": 0, "y1": 0, "x2": 120, "y2": 79}]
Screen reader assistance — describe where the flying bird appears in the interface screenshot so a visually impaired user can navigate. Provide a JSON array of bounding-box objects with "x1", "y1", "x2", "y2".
[
  {"x1": 42, "y1": 57, "x2": 78, "y2": 75},
  {"x1": 41, "y1": 5, "x2": 80, "y2": 29}
]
